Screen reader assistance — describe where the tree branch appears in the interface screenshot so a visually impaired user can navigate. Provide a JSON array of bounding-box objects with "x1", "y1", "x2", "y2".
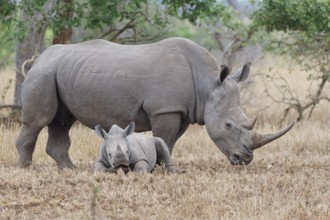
[
  {"x1": 259, "y1": 70, "x2": 329, "y2": 121},
  {"x1": 0, "y1": 105, "x2": 22, "y2": 110}
]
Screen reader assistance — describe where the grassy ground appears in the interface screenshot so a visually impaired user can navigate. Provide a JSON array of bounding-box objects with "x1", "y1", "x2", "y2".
[{"x1": 0, "y1": 62, "x2": 329, "y2": 219}]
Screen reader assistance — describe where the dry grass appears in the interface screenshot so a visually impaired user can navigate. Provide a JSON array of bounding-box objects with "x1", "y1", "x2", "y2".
[
  {"x1": 0, "y1": 67, "x2": 15, "y2": 105},
  {"x1": 0, "y1": 61, "x2": 329, "y2": 219},
  {"x1": 0, "y1": 121, "x2": 329, "y2": 220}
]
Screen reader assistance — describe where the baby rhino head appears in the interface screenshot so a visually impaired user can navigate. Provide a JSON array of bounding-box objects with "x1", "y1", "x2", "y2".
[{"x1": 95, "y1": 122, "x2": 136, "y2": 169}]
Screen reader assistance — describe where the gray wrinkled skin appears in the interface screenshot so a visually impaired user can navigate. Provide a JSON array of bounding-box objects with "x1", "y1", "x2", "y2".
[
  {"x1": 16, "y1": 37, "x2": 294, "y2": 168},
  {"x1": 94, "y1": 122, "x2": 182, "y2": 174}
]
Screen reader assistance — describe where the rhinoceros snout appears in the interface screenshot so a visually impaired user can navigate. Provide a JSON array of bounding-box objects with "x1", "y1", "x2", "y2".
[
  {"x1": 229, "y1": 152, "x2": 253, "y2": 165},
  {"x1": 113, "y1": 159, "x2": 129, "y2": 169}
]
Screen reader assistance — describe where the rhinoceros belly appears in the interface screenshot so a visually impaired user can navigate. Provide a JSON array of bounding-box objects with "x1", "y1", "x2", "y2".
[{"x1": 55, "y1": 55, "x2": 153, "y2": 130}]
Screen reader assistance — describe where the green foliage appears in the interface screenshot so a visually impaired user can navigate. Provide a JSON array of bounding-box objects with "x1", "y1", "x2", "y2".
[
  {"x1": 252, "y1": 0, "x2": 330, "y2": 34},
  {"x1": 0, "y1": 1, "x2": 16, "y2": 63},
  {"x1": 0, "y1": 0, "x2": 238, "y2": 62},
  {"x1": 163, "y1": 0, "x2": 226, "y2": 24},
  {"x1": 86, "y1": 0, "x2": 144, "y2": 29},
  {"x1": 0, "y1": 1, "x2": 16, "y2": 25},
  {"x1": 252, "y1": 0, "x2": 330, "y2": 72},
  {"x1": 252, "y1": 0, "x2": 330, "y2": 120},
  {"x1": 0, "y1": 0, "x2": 234, "y2": 43},
  {"x1": 0, "y1": 23, "x2": 15, "y2": 64}
]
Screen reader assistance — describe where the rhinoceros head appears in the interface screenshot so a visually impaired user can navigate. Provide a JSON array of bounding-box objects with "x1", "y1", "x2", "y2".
[
  {"x1": 204, "y1": 63, "x2": 294, "y2": 165},
  {"x1": 95, "y1": 122, "x2": 135, "y2": 169}
]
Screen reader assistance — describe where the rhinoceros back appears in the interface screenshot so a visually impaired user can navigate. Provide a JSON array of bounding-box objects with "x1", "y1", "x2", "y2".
[{"x1": 55, "y1": 39, "x2": 195, "y2": 130}]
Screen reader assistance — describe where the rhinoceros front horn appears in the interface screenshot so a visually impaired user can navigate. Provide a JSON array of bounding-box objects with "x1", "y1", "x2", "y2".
[{"x1": 251, "y1": 122, "x2": 295, "y2": 150}]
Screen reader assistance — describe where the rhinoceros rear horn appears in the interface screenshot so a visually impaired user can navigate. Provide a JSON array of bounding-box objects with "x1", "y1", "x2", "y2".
[
  {"x1": 251, "y1": 122, "x2": 295, "y2": 150},
  {"x1": 242, "y1": 117, "x2": 257, "y2": 130}
]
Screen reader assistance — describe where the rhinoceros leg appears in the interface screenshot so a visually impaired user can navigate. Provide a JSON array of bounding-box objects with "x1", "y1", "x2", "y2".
[
  {"x1": 154, "y1": 137, "x2": 174, "y2": 167},
  {"x1": 16, "y1": 124, "x2": 43, "y2": 167},
  {"x1": 154, "y1": 137, "x2": 185, "y2": 173},
  {"x1": 175, "y1": 119, "x2": 190, "y2": 142},
  {"x1": 46, "y1": 119, "x2": 76, "y2": 169},
  {"x1": 133, "y1": 160, "x2": 149, "y2": 173},
  {"x1": 150, "y1": 113, "x2": 182, "y2": 154},
  {"x1": 16, "y1": 71, "x2": 58, "y2": 167}
]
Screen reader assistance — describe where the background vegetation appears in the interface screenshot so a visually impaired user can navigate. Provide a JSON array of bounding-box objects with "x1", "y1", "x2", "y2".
[{"x1": 0, "y1": 0, "x2": 329, "y2": 121}]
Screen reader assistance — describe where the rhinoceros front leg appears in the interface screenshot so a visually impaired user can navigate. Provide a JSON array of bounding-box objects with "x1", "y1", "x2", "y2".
[
  {"x1": 132, "y1": 160, "x2": 149, "y2": 173},
  {"x1": 154, "y1": 137, "x2": 185, "y2": 173},
  {"x1": 94, "y1": 161, "x2": 117, "y2": 173},
  {"x1": 150, "y1": 113, "x2": 182, "y2": 154},
  {"x1": 46, "y1": 120, "x2": 76, "y2": 169}
]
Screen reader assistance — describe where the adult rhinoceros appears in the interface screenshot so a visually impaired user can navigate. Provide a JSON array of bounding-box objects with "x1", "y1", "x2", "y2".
[{"x1": 16, "y1": 37, "x2": 294, "y2": 168}]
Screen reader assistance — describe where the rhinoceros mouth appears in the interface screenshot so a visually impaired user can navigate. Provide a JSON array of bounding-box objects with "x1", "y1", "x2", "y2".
[
  {"x1": 113, "y1": 161, "x2": 129, "y2": 169},
  {"x1": 228, "y1": 145, "x2": 254, "y2": 165},
  {"x1": 229, "y1": 155, "x2": 248, "y2": 165}
]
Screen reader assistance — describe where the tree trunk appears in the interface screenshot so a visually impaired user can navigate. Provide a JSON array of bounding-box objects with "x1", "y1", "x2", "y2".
[
  {"x1": 52, "y1": 0, "x2": 73, "y2": 45},
  {"x1": 14, "y1": 0, "x2": 56, "y2": 106}
]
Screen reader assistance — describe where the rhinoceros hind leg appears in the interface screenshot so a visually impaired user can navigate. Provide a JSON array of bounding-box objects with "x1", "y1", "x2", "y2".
[
  {"x1": 46, "y1": 119, "x2": 76, "y2": 169},
  {"x1": 154, "y1": 137, "x2": 174, "y2": 166},
  {"x1": 154, "y1": 137, "x2": 185, "y2": 173},
  {"x1": 16, "y1": 124, "x2": 43, "y2": 167}
]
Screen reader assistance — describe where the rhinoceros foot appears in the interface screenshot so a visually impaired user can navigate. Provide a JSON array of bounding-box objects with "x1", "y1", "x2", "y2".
[
  {"x1": 57, "y1": 162, "x2": 77, "y2": 170},
  {"x1": 16, "y1": 158, "x2": 32, "y2": 168}
]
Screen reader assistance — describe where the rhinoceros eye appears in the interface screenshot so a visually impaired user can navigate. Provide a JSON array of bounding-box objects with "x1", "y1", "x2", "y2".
[{"x1": 225, "y1": 121, "x2": 234, "y2": 130}]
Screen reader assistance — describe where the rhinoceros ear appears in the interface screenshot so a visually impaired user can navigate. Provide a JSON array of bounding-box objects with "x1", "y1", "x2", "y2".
[
  {"x1": 123, "y1": 122, "x2": 135, "y2": 137},
  {"x1": 219, "y1": 65, "x2": 230, "y2": 83},
  {"x1": 231, "y1": 62, "x2": 251, "y2": 82},
  {"x1": 95, "y1": 125, "x2": 108, "y2": 139}
]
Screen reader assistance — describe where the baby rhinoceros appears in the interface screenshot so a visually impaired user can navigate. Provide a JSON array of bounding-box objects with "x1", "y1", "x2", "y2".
[{"x1": 94, "y1": 122, "x2": 183, "y2": 174}]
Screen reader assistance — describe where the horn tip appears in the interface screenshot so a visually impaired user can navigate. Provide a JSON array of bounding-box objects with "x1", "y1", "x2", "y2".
[{"x1": 288, "y1": 121, "x2": 295, "y2": 129}]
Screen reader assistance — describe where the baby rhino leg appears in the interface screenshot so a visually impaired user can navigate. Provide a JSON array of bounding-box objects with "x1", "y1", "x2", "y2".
[
  {"x1": 133, "y1": 160, "x2": 149, "y2": 173},
  {"x1": 94, "y1": 161, "x2": 116, "y2": 173},
  {"x1": 154, "y1": 137, "x2": 185, "y2": 173}
]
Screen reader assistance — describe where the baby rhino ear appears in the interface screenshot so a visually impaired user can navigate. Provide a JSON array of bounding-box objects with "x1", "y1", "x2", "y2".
[
  {"x1": 95, "y1": 125, "x2": 108, "y2": 139},
  {"x1": 123, "y1": 122, "x2": 135, "y2": 137}
]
